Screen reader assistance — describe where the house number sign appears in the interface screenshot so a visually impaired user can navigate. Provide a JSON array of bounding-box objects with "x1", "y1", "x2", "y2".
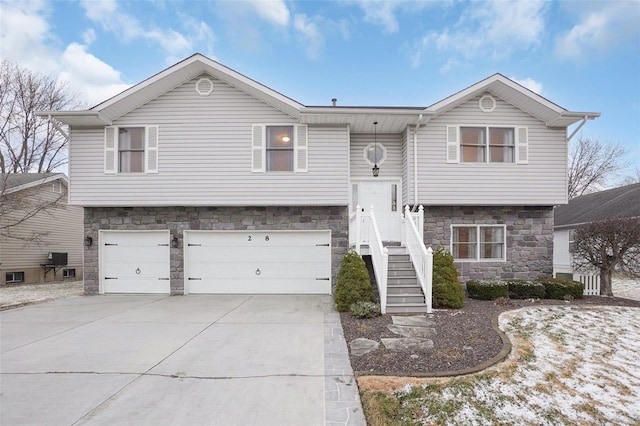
[{"x1": 247, "y1": 235, "x2": 270, "y2": 241}]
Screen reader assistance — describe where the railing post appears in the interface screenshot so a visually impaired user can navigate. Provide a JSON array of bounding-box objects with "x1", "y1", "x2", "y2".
[
  {"x1": 381, "y1": 247, "x2": 388, "y2": 314},
  {"x1": 418, "y1": 205, "x2": 424, "y2": 241},
  {"x1": 426, "y1": 246, "x2": 433, "y2": 313},
  {"x1": 355, "y1": 205, "x2": 361, "y2": 254}
]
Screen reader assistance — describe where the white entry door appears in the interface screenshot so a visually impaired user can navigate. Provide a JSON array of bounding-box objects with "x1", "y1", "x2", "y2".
[
  {"x1": 100, "y1": 230, "x2": 170, "y2": 294},
  {"x1": 184, "y1": 230, "x2": 331, "y2": 294},
  {"x1": 356, "y1": 180, "x2": 401, "y2": 242}
]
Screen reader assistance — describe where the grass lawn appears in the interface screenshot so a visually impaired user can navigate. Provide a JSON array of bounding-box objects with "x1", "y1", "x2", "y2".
[{"x1": 359, "y1": 305, "x2": 640, "y2": 425}]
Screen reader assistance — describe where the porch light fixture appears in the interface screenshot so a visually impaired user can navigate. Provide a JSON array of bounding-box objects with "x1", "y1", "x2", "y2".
[
  {"x1": 84, "y1": 236, "x2": 93, "y2": 247},
  {"x1": 171, "y1": 236, "x2": 179, "y2": 248},
  {"x1": 372, "y1": 121, "x2": 380, "y2": 177}
]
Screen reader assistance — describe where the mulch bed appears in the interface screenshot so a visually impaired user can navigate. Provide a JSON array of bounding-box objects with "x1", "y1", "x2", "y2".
[{"x1": 341, "y1": 295, "x2": 640, "y2": 377}]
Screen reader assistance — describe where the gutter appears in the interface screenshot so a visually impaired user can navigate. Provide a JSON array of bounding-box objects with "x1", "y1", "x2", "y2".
[{"x1": 413, "y1": 114, "x2": 424, "y2": 211}]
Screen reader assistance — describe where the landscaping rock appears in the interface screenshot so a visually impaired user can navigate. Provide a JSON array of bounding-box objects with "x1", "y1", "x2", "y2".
[
  {"x1": 381, "y1": 338, "x2": 434, "y2": 351},
  {"x1": 387, "y1": 324, "x2": 436, "y2": 339},
  {"x1": 349, "y1": 338, "x2": 379, "y2": 356},
  {"x1": 391, "y1": 315, "x2": 434, "y2": 327}
]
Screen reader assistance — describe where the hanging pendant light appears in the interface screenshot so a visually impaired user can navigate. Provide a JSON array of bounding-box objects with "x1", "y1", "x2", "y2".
[{"x1": 372, "y1": 121, "x2": 379, "y2": 177}]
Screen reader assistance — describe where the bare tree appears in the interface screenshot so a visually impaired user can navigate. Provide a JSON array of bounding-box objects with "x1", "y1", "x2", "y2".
[
  {"x1": 0, "y1": 61, "x2": 79, "y2": 173},
  {"x1": 568, "y1": 136, "x2": 629, "y2": 199},
  {"x1": 572, "y1": 217, "x2": 640, "y2": 296},
  {"x1": 620, "y1": 167, "x2": 640, "y2": 186}
]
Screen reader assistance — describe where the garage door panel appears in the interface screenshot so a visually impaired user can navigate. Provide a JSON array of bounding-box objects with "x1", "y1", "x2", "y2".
[
  {"x1": 100, "y1": 231, "x2": 170, "y2": 294},
  {"x1": 185, "y1": 231, "x2": 331, "y2": 294}
]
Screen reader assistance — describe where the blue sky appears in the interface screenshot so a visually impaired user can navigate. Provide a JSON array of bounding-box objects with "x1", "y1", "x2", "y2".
[{"x1": 1, "y1": 0, "x2": 639, "y2": 180}]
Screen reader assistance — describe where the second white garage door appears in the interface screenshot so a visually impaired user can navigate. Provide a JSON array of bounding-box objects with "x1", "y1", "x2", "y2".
[{"x1": 184, "y1": 230, "x2": 331, "y2": 294}]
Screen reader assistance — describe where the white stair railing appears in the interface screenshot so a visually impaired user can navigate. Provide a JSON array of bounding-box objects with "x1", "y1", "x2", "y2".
[
  {"x1": 403, "y1": 205, "x2": 433, "y2": 313},
  {"x1": 368, "y1": 205, "x2": 389, "y2": 314}
]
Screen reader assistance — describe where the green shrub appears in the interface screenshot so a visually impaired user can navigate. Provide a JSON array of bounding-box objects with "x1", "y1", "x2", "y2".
[
  {"x1": 536, "y1": 278, "x2": 584, "y2": 300},
  {"x1": 349, "y1": 301, "x2": 381, "y2": 318},
  {"x1": 334, "y1": 251, "x2": 374, "y2": 311},
  {"x1": 506, "y1": 279, "x2": 546, "y2": 299},
  {"x1": 466, "y1": 279, "x2": 509, "y2": 300},
  {"x1": 432, "y1": 247, "x2": 465, "y2": 308}
]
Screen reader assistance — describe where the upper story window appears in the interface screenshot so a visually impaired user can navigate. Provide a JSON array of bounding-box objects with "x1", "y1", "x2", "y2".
[
  {"x1": 451, "y1": 225, "x2": 506, "y2": 261},
  {"x1": 447, "y1": 125, "x2": 528, "y2": 165},
  {"x1": 119, "y1": 127, "x2": 145, "y2": 172},
  {"x1": 252, "y1": 124, "x2": 307, "y2": 173},
  {"x1": 363, "y1": 142, "x2": 387, "y2": 166},
  {"x1": 460, "y1": 127, "x2": 514, "y2": 163},
  {"x1": 104, "y1": 126, "x2": 159, "y2": 174},
  {"x1": 266, "y1": 126, "x2": 294, "y2": 172}
]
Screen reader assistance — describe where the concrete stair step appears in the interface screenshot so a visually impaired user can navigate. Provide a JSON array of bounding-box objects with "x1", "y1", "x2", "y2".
[
  {"x1": 387, "y1": 295, "x2": 425, "y2": 304},
  {"x1": 387, "y1": 285, "x2": 423, "y2": 295},
  {"x1": 386, "y1": 303, "x2": 430, "y2": 314},
  {"x1": 389, "y1": 261, "x2": 413, "y2": 269},
  {"x1": 388, "y1": 276, "x2": 418, "y2": 285},
  {"x1": 387, "y1": 269, "x2": 417, "y2": 278},
  {"x1": 388, "y1": 254, "x2": 410, "y2": 261}
]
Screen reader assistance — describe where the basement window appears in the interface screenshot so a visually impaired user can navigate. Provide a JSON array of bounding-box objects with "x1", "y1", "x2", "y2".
[
  {"x1": 6, "y1": 272, "x2": 25, "y2": 283},
  {"x1": 63, "y1": 269, "x2": 76, "y2": 279}
]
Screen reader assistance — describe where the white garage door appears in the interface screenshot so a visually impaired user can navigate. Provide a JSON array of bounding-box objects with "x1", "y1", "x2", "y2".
[
  {"x1": 100, "y1": 230, "x2": 170, "y2": 294},
  {"x1": 184, "y1": 230, "x2": 331, "y2": 294}
]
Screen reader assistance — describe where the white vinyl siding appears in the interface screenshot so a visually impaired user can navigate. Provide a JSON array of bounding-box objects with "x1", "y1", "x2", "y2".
[
  {"x1": 415, "y1": 94, "x2": 566, "y2": 205},
  {"x1": 349, "y1": 133, "x2": 403, "y2": 179},
  {"x1": 70, "y1": 75, "x2": 348, "y2": 206}
]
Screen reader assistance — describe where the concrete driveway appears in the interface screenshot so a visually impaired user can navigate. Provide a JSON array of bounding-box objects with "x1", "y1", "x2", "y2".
[{"x1": 0, "y1": 295, "x2": 364, "y2": 425}]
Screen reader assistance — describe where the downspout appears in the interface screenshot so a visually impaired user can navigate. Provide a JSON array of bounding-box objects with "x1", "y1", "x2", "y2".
[
  {"x1": 566, "y1": 116, "x2": 588, "y2": 142},
  {"x1": 412, "y1": 114, "x2": 423, "y2": 212}
]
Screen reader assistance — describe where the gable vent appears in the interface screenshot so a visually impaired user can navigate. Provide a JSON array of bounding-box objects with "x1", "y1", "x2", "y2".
[
  {"x1": 196, "y1": 78, "x2": 214, "y2": 96},
  {"x1": 479, "y1": 94, "x2": 496, "y2": 113}
]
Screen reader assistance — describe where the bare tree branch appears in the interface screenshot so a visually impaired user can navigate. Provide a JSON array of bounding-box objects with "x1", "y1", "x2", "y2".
[
  {"x1": 568, "y1": 135, "x2": 629, "y2": 199},
  {"x1": 573, "y1": 217, "x2": 640, "y2": 296}
]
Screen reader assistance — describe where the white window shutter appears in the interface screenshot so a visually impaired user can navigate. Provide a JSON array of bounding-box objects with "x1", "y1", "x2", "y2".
[
  {"x1": 252, "y1": 124, "x2": 265, "y2": 172},
  {"x1": 446, "y1": 125, "x2": 460, "y2": 163},
  {"x1": 516, "y1": 126, "x2": 528, "y2": 164},
  {"x1": 295, "y1": 124, "x2": 308, "y2": 172},
  {"x1": 146, "y1": 126, "x2": 159, "y2": 173},
  {"x1": 104, "y1": 126, "x2": 117, "y2": 173}
]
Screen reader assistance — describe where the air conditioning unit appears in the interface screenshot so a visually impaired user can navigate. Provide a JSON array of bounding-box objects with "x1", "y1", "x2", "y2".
[{"x1": 48, "y1": 252, "x2": 68, "y2": 266}]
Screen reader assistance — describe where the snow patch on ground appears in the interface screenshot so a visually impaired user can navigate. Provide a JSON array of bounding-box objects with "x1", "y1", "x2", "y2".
[
  {"x1": 613, "y1": 277, "x2": 640, "y2": 301},
  {"x1": 399, "y1": 305, "x2": 640, "y2": 425}
]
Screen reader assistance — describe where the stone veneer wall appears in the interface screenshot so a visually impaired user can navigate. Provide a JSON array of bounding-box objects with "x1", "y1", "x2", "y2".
[
  {"x1": 83, "y1": 206, "x2": 348, "y2": 295},
  {"x1": 422, "y1": 206, "x2": 554, "y2": 283}
]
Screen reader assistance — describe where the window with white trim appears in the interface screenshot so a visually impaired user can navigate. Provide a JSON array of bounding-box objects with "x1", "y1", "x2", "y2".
[
  {"x1": 104, "y1": 126, "x2": 159, "y2": 174},
  {"x1": 52, "y1": 181, "x2": 62, "y2": 193},
  {"x1": 252, "y1": 124, "x2": 307, "y2": 173},
  {"x1": 447, "y1": 125, "x2": 528, "y2": 164},
  {"x1": 363, "y1": 143, "x2": 386, "y2": 165},
  {"x1": 6, "y1": 271, "x2": 24, "y2": 283},
  {"x1": 452, "y1": 225, "x2": 506, "y2": 261},
  {"x1": 63, "y1": 269, "x2": 76, "y2": 278}
]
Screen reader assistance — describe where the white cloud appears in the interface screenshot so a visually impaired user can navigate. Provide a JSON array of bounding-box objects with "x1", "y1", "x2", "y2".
[
  {"x1": 555, "y1": 2, "x2": 640, "y2": 60},
  {"x1": 294, "y1": 14, "x2": 324, "y2": 60},
  {"x1": 59, "y1": 43, "x2": 131, "y2": 106},
  {"x1": 412, "y1": 0, "x2": 546, "y2": 68},
  {"x1": 82, "y1": 28, "x2": 96, "y2": 45},
  {"x1": 251, "y1": 0, "x2": 290, "y2": 26},
  {"x1": 356, "y1": 0, "x2": 401, "y2": 33},
  {"x1": 511, "y1": 77, "x2": 543, "y2": 94}
]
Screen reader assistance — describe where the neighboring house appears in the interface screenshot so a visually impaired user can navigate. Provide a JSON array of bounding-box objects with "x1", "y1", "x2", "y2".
[
  {"x1": 39, "y1": 53, "x2": 598, "y2": 302},
  {"x1": 553, "y1": 183, "x2": 640, "y2": 279},
  {"x1": 0, "y1": 173, "x2": 84, "y2": 285}
]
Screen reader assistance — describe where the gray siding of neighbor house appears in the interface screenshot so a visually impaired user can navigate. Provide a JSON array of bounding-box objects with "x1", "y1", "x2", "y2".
[
  {"x1": 349, "y1": 133, "x2": 403, "y2": 180},
  {"x1": 68, "y1": 75, "x2": 349, "y2": 207},
  {"x1": 423, "y1": 205, "x2": 554, "y2": 283},
  {"x1": 83, "y1": 206, "x2": 348, "y2": 295},
  {"x1": 0, "y1": 182, "x2": 83, "y2": 285},
  {"x1": 415, "y1": 93, "x2": 567, "y2": 206}
]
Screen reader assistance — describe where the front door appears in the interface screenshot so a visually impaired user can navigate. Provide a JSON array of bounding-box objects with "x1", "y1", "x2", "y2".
[{"x1": 355, "y1": 180, "x2": 401, "y2": 242}]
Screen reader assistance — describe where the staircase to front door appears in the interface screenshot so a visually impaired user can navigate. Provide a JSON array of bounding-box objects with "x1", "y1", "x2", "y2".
[{"x1": 386, "y1": 246, "x2": 429, "y2": 313}]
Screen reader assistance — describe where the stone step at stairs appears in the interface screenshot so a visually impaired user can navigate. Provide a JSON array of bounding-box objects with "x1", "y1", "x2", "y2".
[{"x1": 385, "y1": 248, "x2": 429, "y2": 314}]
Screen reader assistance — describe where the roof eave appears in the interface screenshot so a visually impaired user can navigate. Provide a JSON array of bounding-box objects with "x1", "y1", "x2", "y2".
[
  {"x1": 3, "y1": 173, "x2": 68, "y2": 195},
  {"x1": 35, "y1": 111, "x2": 111, "y2": 126},
  {"x1": 546, "y1": 112, "x2": 601, "y2": 127}
]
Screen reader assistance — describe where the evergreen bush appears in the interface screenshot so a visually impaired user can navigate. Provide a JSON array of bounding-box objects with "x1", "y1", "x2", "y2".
[
  {"x1": 506, "y1": 279, "x2": 546, "y2": 299},
  {"x1": 536, "y1": 278, "x2": 584, "y2": 300},
  {"x1": 432, "y1": 246, "x2": 465, "y2": 308},
  {"x1": 334, "y1": 251, "x2": 374, "y2": 311},
  {"x1": 466, "y1": 279, "x2": 509, "y2": 300}
]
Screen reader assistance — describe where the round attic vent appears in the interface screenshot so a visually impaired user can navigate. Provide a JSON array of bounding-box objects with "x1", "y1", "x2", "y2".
[
  {"x1": 196, "y1": 78, "x2": 214, "y2": 96},
  {"x1": 479, "y1": 94, "x2": 496, "y2": 113}
]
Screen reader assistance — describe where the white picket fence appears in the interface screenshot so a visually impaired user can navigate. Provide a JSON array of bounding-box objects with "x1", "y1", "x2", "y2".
[{"x1": 577, "y1": 274, "x2": 600, "y2": 296}]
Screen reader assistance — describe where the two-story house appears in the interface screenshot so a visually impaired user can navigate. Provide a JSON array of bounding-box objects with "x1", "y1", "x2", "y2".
[{"x1": 39, "y1": 54, "x2": 598, "y2": 308}]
